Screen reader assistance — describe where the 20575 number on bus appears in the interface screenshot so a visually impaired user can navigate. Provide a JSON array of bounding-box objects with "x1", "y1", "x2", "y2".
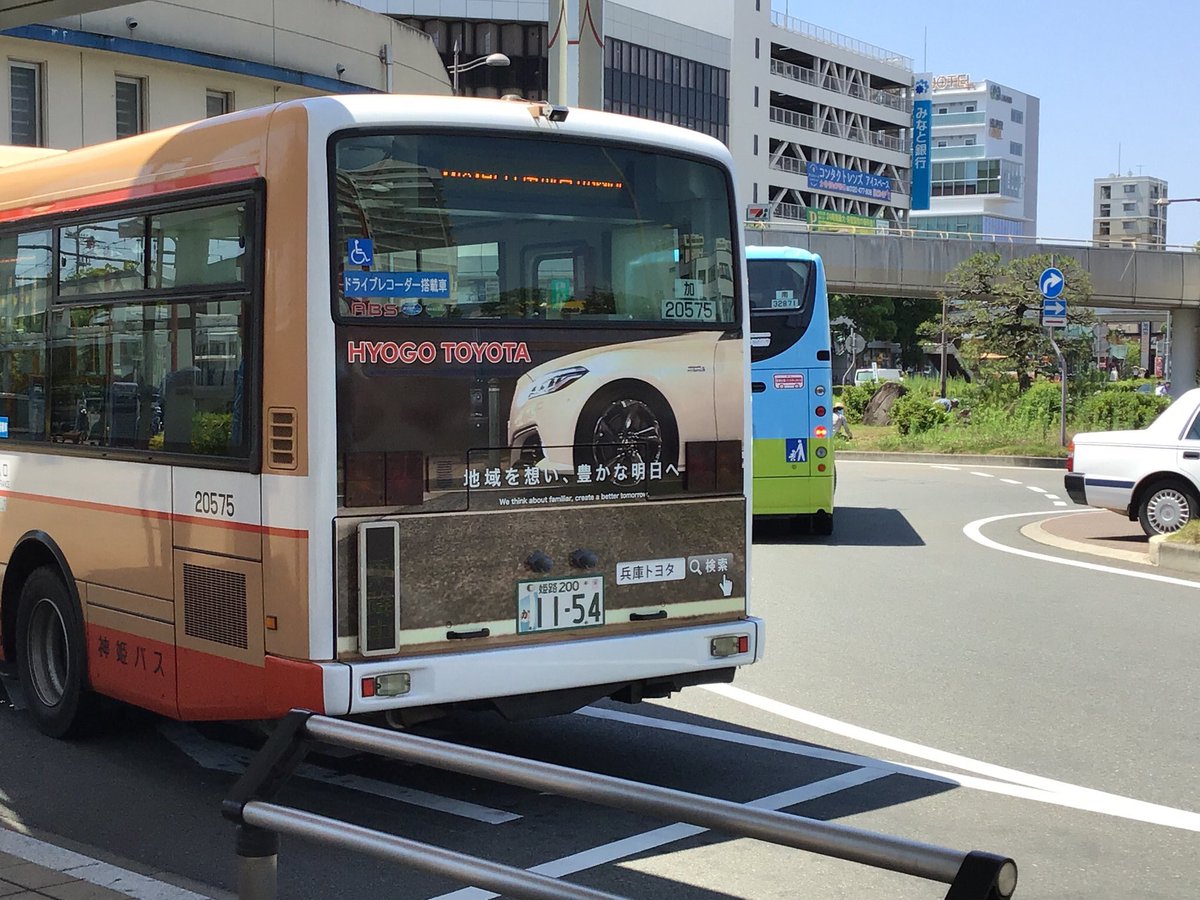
[{"x1": 517, "y1": 577, "x2": 604, "y2": 634}]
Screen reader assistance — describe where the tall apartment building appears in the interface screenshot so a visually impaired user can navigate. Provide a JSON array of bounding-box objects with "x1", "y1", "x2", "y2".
[
  {"x1": 731, "y1": 5, "x2": 914, "y2": 228},
  {"x1": 1092, "y1": 174, "x2": 1168, "y2": 247},
  {"x1": 908, "y1": 75, "x2": 1039, "y2": 238}
]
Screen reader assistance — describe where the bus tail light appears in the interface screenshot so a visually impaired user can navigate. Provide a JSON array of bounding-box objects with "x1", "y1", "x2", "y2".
[
  {"x1": 1066, "y1": 442, "x2": 1074, "y2": 473},
  {"x1": 814, "y1": 425, "x2": 828, "y2": 438},
  {"x1": 686, "y1": 441, "x2": 742, "y2": 493},
  {"x1": 711, "y1": 634, "x2": 749, "y2": 658},
  {"x1": 358, "y1": 521, "x2": 400, "y2": 656},
  {"x1": 363, "y1": 673, "x2": 411, "y2": 698}
]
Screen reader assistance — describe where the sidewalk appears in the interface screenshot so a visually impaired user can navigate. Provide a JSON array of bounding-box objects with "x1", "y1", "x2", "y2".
[{"x1": 0, "y1": 828, "x2": 212, "y2": 900}]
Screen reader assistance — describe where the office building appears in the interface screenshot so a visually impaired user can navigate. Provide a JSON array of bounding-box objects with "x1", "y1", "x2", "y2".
[
  {"x1": 1093, "y1": 174, "x2": 1168, "y2": 248},
  {"x1": 392, "y1": 1, "x2": 731, "y2": 142},
  {"x1": 908, "y1": 75, "x2": 1039, "y2": 238}
]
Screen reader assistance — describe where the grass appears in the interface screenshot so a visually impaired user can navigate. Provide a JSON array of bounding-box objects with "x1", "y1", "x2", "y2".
[
  {"x1": 1164, "y1": 521, "x2": 1200, "y2": 544},
  {"x1": 838, "y1": 420, "x2": 1071, "y2": 458}
]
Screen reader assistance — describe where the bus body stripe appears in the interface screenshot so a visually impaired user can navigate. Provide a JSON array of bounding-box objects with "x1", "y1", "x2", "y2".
[
  {"x1": 0, "y1": 164, "x2": 260, "y2": 223},
  {"x1": 0, "y1": 488, "x2": 307, "y2": 538}
]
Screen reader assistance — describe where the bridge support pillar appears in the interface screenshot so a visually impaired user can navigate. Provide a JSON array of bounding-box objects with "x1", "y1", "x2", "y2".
[{"x1": 1170, "y1": 307, "x2": 1199, "y2": 398}]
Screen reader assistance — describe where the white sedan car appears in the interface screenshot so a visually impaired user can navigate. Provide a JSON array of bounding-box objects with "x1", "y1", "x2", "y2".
[{"x1": 1066, "y1": 387, "x2": 1200, "y2": 535}]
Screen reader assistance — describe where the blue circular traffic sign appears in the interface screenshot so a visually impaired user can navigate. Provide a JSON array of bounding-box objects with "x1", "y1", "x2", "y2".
[{"x1": 1039, "y1": 267, "x2": 1065, "y2": 299}]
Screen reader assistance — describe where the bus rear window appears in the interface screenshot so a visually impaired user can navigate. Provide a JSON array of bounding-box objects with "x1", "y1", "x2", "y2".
[
  {"x1": 747, "y1": 258, "x2": 813, "y2": 314},
  {"x1": 331, "y1": 132, "x2": 737, "y2": 326}
]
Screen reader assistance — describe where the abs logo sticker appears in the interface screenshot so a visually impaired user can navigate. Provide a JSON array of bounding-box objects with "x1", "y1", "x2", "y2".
[{"x1": 785, "y1": 438, "x2": 807, "y2": 463}]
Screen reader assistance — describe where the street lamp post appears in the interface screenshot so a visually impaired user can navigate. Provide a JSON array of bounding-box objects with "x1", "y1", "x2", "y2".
[{"x1": 449, "y1": 40, "x2": 510, "y2": 95}]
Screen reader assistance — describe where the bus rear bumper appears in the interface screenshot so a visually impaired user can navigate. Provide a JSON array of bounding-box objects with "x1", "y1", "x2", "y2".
[{"x1": 319, "y1": 617, "x2": 764, "y2": 716}]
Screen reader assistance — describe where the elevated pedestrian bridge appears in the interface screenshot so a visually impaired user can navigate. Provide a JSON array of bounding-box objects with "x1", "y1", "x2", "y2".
[{"x1": 744, "y1": 225, "x2": 1200, "y2": 309}]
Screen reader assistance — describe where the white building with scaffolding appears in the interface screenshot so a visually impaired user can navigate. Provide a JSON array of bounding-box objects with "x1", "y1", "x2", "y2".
[{"x1": 730, "y1": 4, "x2": 914, "y2": 229}]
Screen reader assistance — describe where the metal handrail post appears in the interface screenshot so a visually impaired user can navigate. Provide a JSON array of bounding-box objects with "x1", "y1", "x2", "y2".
[
  {"x1": 242, "y1": 802, "x2": 622, "y2": 900},
  {"x1": 235, "y1": 825, "x2": 278, "y2": 900},
  {"x1": 303, "y1": 716, "x2": 1014, "y2": 893}
]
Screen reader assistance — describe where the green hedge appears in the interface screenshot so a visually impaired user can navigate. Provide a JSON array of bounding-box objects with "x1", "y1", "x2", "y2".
[
  {"x1": 890, "y1": 390, "x2": 950, "y2": 435},
  {"x1": 1077, "y1": 390, "x2": 1169, "y2": 431}
]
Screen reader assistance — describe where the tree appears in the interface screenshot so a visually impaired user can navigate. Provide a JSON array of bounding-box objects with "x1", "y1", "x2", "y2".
[
  {"x1": 831, "y1": 294, "x2": 939, "y2": 367},
  {"x1": 922, "y1": 252, "x2": 1096, "y2": 392}
]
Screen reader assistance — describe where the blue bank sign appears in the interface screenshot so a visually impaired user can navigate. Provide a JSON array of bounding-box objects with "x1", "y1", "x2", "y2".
[
  {"x1": 807, "y1": 163, "x2": 891, "y2": 201},
  {"x1": 910, "y1": 74, "x2": 932, "y2": 210}
]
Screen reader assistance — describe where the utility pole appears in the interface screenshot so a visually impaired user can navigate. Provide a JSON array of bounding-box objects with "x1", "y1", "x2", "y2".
[{"x1": 939, "y1": 293, "x2": 948, "y2": 399}]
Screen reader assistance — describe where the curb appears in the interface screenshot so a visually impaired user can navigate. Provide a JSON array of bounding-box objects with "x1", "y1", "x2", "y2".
[
  {"x1": 836, "y1": 450, "x2": 1067, "y2": 469},
  {"x1": 1019, "y1": 516, "x2": 1152, "y2": 566}
]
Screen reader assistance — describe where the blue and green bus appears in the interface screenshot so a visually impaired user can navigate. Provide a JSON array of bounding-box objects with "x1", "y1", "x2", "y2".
[{"x1": 746, "y1": 246, "x2": 835, "y2": 533}]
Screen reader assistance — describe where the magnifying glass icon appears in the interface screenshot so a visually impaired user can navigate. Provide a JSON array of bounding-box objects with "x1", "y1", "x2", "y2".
[{"x1": 688, "y1": 559, "x2": 702, "y2": 575}]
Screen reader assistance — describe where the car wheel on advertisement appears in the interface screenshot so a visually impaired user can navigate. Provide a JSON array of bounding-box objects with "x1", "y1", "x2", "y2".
[
  {"x1": 574, "y1": 382, "x2": 679, "y2": 483},
  {"x1": 1138, "y1": 479, "x2": 1198, "y2": 536}
]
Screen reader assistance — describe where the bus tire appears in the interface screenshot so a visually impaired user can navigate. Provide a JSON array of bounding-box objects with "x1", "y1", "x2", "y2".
[
  {"x1": 811, "y1": 511, "x2": 833, "y2": 536},
  {"x1": 16, "y1": 566, "x2": 98, "y2": 738}
]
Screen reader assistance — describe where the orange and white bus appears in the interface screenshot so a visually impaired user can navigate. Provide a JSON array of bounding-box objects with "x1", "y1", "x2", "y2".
[{"x1": 0, "y1": 95, "x2": 759, "y2": 737}]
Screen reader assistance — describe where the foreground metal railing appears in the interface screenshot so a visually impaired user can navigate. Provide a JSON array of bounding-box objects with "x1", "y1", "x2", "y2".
[{"x1": 223, "y1": 710, "x2": 1018, "y2": 900}]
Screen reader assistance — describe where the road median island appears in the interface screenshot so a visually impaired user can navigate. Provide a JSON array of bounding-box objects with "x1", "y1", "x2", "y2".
[{"x1": 837, "y1": 450, "x2": 1066, "y2": 468}]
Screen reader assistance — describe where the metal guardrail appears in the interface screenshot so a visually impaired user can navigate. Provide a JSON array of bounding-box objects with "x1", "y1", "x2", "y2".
[{"x1": 223, "y1": 710, "x2": 1019, "y2": 900}]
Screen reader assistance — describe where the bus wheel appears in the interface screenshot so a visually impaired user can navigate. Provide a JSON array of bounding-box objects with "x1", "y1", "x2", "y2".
[
  {"x1": 811, "y1": 511, "x2": 833, "y2": 536},
  {"x1": 16, "y1": 566, "x2": 98, "y2": 738}
]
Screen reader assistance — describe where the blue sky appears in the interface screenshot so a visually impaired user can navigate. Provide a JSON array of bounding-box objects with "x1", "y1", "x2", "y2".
[{"x1": 771, "y1": 0, "x2": 1200, "y2": 247}]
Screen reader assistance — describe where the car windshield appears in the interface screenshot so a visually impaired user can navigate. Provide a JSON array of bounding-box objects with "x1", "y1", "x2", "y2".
[{"x1": 332, "y1": 132, "x2": 737, "y2": 326}]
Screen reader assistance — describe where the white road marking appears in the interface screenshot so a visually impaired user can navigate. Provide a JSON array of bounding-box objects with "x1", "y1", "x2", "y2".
[
  {"x1": 1044, "y1": 494, "x2": 1061, "y2": 500},
  {"x1": 428, "y1": 768, "x2": 889, "y2": 900},
  {"x1": 970, "y1": 471, "x2": 994, "y2": 478},
  {"x1": 1054, "y1": 501, "x2": 1068, "y2": 507},
  {"x1": 581, "y1": 706, "x2": 1198, "y2": 825},
  {"x1": 964, "y1": 509, "x2": 1200, "y2": 589},
  {"x1": 1000, "y1": 479, "x2": 1022, "y2": 485},
  {"x1": 1026, "y1": 485, "x2": 1048, "y2": 493},
  {"x1": 0, "y1": 828, "x2": 208, "y2": 899},
  {"x1": 701, "y1": 684, "x2": 1200, "y2": 832},
  {"x1": 930, "y1": 464, "x2": 960, "y2": 470},
  {"x1": 159, "y1": 722, "x2": 518, "y2": 825},
  {"x1": 839, "y1": 459, "x2": 1061, "y2": 472}
]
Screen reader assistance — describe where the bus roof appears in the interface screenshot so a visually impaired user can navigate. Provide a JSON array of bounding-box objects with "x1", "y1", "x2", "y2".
[
  {"x1": 746, "y1": 246, "x2": 819, "y2": 262},
  {"x1": 0, "y1": 95, "x2": 736, "y2": 222}
]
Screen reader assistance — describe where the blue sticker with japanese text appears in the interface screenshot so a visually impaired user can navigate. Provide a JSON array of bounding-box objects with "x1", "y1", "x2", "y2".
[
  {"x1": 0, "y1": 417, "x2": 8, "y2": 438},
  {"x1": 785, "y1": 438, "x2": 807, "y2": 463},
  {"x1": 344, "y1": 272, "x2": 451, "y2": 298}
]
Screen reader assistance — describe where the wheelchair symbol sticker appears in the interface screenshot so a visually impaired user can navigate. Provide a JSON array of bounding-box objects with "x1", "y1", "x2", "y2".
[{"x1": 348, "y1": 239, "x2": 374, "y2": 267}]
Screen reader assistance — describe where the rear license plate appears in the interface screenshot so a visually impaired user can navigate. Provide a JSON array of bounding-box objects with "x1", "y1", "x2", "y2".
[{"x1": 517, "y1": 577, "x2": 605, "y2": 634}]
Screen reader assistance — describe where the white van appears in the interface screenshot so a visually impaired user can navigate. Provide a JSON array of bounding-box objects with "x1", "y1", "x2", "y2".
[{"x1": 854, "y1": 367, "x2": 902, "y2": 385}]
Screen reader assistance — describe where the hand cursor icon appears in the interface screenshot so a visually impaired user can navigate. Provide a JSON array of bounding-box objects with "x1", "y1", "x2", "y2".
[{"x1": 719, "y1": 575, "x2": 733, "y2": 597}]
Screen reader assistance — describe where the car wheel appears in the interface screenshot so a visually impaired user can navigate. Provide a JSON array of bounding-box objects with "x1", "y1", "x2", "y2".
[
  {"x1": 16, "y1": 566, "x2": 98, "y2": 738},
  {"x1": 575, "y1": 384, "x2": 678, "y2": 485},
  {"x1": 1138, "y1": 480, "x2": 1198, "y2": 536}
]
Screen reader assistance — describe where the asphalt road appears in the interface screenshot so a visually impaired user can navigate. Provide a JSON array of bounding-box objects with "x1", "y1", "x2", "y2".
[{"x1": 0, "y1": 460, "x2": 1196, "y2": 899}]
